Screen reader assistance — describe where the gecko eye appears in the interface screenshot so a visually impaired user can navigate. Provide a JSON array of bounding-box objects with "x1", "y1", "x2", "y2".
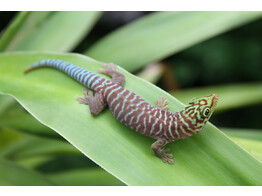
[{"x1": 201, "y1": 107, "x2": 210, "y2": 118}]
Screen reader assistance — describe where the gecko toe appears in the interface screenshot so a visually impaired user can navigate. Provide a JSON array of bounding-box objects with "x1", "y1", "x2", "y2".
[
  {"x1": 161, "y1": 154, "x2": 174, "y2": 164},
  {"x1": 98, "y1": 69, "x2": 106, "y2": 74},
  {"x1": 162, "y1": 157, "x2": 168, "y2": 163},
  {"x1": 76, "y1": 97, "x2": 88, "y2": 104},
  {"x1": 159, "y1": 148, "x2": 174, "y2": 164},
  {"x1": 156, "y1": 96, "x2": 169, "y2": 111},
  {"x1": 87, "y1": 90, "x2": 93, "y2": 96},
  {"x1": 167, "y1": 158, "x2": 174, "y2": 164},
  {"x1": 82, "y1": 89, "x2": 88, "y2": 95}
]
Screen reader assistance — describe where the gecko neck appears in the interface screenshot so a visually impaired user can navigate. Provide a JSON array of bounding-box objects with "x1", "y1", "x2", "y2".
[{"x1": 172, "y1": 110, "x2": 206, "y2": 139}]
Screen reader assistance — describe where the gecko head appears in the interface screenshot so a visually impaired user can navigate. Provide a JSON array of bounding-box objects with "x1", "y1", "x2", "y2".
[{"x1": 184, "y1": 93, "x2": 218, "y2": 129}]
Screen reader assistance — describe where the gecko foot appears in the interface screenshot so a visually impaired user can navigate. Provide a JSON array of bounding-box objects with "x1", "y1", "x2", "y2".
[
  {"x1": 98, "y1": 62, "x2": 125, "y2": 86},
  {"x1": 98, "y1": 63, "x2": 117, "y2": 74},
  {"x1": 76, "y1": 89, "x2": 93, "y2": 105},
  {"x1": 156, "y1": 96, "x2": 169, "y2": 111},
  {"x1": 159, "y1": 148, "x2": 174, "y2": 164}
]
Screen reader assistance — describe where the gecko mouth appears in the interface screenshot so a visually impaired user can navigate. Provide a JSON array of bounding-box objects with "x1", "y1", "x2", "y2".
[{"x1": 210, "y1": 94, "x2": 218, "y2": 111}]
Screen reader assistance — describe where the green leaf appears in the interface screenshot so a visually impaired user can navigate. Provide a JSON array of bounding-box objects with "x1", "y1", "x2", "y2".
[
  {"x1": 86, "y1": 11, "x2": 262, "y2": 72},
  {"x1": 0, "y1": 12, "x2": 31, "y2": 51},
  {"x1": 0, "y1": 157, "x2": 55, "y2": 185},
  {"x1": 0, "y1": 127, "x2": 78, "y2": 169},
  {"x1": 5, "y1": 11, "x2": 52, "y2": 51},
  {"x1": 0, "y1": 52, "x2": 262, "y2": 185},
  {"x1": 232, "y1": 138, "x2": 262, "y2": 162},
  {"x1": 172, "y1": 83, "x2": 262, "y2": 113},
  {"x1": 222, "y1": 128, "x2": 262, "y2": 141},
  {"x1": 48, "y1": 168, "x2": 125, "y2": 186},
  {"x1": 0, "y1": 95, "x2": 17, "y2": 115},
  {"x1": 221, "y1": 128, "x2": 262, "y2": 161},
  {"x1": 0, "y1": 127, "x2": 23, "y2": 149},
  {"x1": 16, "y1": 155, "x2": 53, "y2": 169},
  {"x1": 0, "y1": 94, "x2": 56, "y2": 137},
  {"x1": 0, "y1": 102, "x2": 59, "y2": 138},
  {"x1": 9, "y1": 11, "x2": 101, "y2": 52},
  {"x1": 2, "y1": 132, "x2": 79, "y2": 160}
]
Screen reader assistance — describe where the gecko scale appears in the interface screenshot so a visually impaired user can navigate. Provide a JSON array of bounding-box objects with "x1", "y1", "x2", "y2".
[{"x1": 25, "y1": 59, "x2": 218, "y2": 164}]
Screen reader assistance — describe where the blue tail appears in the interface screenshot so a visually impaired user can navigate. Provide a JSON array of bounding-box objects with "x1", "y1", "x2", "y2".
[{"x1": 24, "y1": 59, "x2": 103, "y2": 89}]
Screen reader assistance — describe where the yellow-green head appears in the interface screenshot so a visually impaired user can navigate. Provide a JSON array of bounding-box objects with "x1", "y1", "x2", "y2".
[{"x1": 182, "y1": 93, "x2": 218, "y2": 133}]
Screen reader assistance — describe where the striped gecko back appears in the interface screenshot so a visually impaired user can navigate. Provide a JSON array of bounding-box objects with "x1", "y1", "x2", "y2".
[{"x1": 103, "y1": 84, "x2": 178, "y2": 141}]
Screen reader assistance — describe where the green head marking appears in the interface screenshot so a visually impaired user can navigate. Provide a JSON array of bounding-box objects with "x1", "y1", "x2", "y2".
[{"x1": 183, "y1": 93, "x2": 218, "y2": 131}]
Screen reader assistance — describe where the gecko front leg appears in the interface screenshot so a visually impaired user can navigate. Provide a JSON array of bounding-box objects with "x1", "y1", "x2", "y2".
[
  {"x1": 77, "y1": 89, "x2": 106, "y2": 115},
  {"x1": 151, "y1": 139, "x2": 174, "y2": 164}
]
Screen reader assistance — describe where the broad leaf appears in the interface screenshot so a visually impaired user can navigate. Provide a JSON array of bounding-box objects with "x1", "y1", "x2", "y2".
[
  {"x1": 222, "y1": 128, "x2": 262, "y2": 162},
  {"x1": 0, "y1": 52, "x2": 261, "y2": 185},
  {"x1": 0, "y1": 12, "x2": 31, "y2": 51},
  {"x1": 222, "y1": 128, "x2": 262, "y2": 141},
  {"x1": 2, "y1": 131, "x2": 79, "y2": 160},
  {"x1": 0, "y1": 105, "x2": 58, "y2": 137},
  {"x1": 8, "y1": 11, "x2": 101, "y2": 52},
  {"x1": 1, "y1": 12, "x2": 52, "y2": 51},
  {"x1": 0, "y1": 157, "x2": 55, "y2": 185},
  {"x1": 86, "y1": 11, "x2": 262, "y2": 72},
  {"x1": 172, "y1": 83, "x2": 262, "y2": 113},
  {"x1": 48, "y1": 168, "x2": 125, "y2": 186}
]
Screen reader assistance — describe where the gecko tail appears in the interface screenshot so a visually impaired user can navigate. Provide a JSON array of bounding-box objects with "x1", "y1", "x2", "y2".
[
  {"x1": 24, "y1": 65, "x2": 40, "y2": 73},
  {"x1": 24, "y1": 59, "x2": 105, "y2": 90},
  {"x1": 24, "y1": 60, "x2": 52, "y2": 74}
]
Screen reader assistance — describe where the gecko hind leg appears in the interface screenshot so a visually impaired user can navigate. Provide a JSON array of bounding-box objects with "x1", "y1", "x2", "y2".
[
  {"x1": 98, "y1": 63, "x2": 125, "y2": 86},
  {"x1": 156, "y1": 96, "x2": 169, "y2": 111},
  {"x1": 151, "y1": 139, "x2": 174, "y2": 164},
  {"x1": 77, "y1": 89, "x2": 106, "y2": 115}
]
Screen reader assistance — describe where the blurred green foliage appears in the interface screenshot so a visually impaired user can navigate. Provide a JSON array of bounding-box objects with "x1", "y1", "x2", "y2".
[
  {"x1": 168, "y1": 21, "x2": 262, "y2": 88},
  {"x1": 161, "y1": 15, "x2": 262, "y2": 130}
]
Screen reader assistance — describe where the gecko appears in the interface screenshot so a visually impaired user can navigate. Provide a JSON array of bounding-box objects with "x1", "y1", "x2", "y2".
[{"x1": 24, "y1": 59, "x2": 218, "y2": 164}]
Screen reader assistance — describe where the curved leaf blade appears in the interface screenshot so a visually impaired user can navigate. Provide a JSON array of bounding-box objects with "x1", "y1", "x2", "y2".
[
  {"x1": 222, "y1": 128, "x2": 262, "y2": 161},
  {"x1": 0, "y1": 105, "x2": 59, "y2": 137},
  {"x1": 5, "y1": 11, "x2": 52, "y2": 51},
  {"x1": 2, "y1": 133, "x2": 79, "y2": 160},
  {"x1": 86, "y1": 11, "x2": 262, "y2": 72},
  {"x1": 48, "y1": 168, "x2": 125, "y2": 186},
  {"x1": 172, "y1": 83, "x2": 262, "y2": 113},
  {"x1": 222, "y1": 128, "x2": 262, "y2": 141},
  {"x1": 0, "y1": 12, "x2": 31, "y2": 51},
  {"x1": 11, "y1": 11, "x2": 101, "y2": 52},
  {"x1": 0, "y1": 52, "x2": 261, "y2": 185},
  {"x1": 0, "y1": 158, "x2": 55, "y2": 185}
]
